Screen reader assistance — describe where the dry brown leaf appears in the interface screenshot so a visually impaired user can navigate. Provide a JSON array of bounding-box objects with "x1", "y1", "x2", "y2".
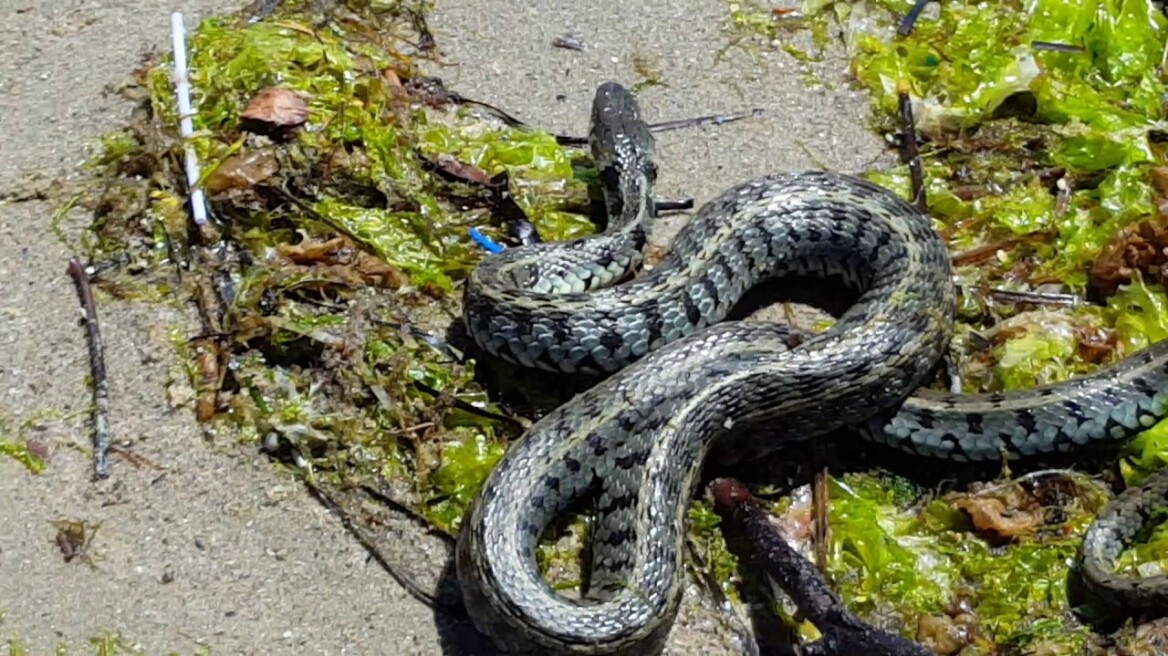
[
  {"x1": 952, "y1": 495, "x2": 1042, "y2": 540},
  {"x1": 1090, "y1": 216, "x2": 1168, "y2": 297},
  {"x1": 205, "y1": 150, "x2": 280, "y2": 194},
  {"x1": 1090, "y1": 170, "x2": 1168, "y2": 297},
  {"x1": 278, "y1": 236, "x2": 407, "y2": 289},
  {"x1": 1074, "y1": 323, "x2": 1118, "y2": 364},
  {"x1": 240, "y1": 86, "x2": 309, "y2": 128},
  {"x1": 280, "y1": 236, "x2": 353, "y2": 264},
  {"x1": 191, "y1": 336, "x2": 222, "y2": 423},
  {"x1": 52, "y1": 519, "x2": 99, "y2": 568},
  {"x1": 430, "y1": 153, "x2": 493, "y2": 185},
  {"x1": 382, "y1": 66, "x2": 403, "y2": 89}
]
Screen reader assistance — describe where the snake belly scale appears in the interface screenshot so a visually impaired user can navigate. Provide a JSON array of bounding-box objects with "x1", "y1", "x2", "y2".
[{"x1": 455, "y1": 82, "x2": 1168, "y2": 654}]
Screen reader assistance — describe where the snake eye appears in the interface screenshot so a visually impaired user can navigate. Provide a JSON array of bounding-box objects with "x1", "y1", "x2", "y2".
[{"x1": 648, "y1": 161, "x2": 659, "y2": 184}]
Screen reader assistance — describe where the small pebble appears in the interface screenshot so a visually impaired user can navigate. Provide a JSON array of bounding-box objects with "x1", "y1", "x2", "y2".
[{"x1": 551, "y1": 33, "x2": 584, "y2": 51}]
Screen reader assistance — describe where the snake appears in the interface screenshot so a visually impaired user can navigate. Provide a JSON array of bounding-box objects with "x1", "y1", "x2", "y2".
[{"x1": 454, "y1": 81, "x2": 1168, "y2": 655}]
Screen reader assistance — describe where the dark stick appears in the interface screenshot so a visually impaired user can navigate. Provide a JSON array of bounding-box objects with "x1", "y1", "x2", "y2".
[
  {"x1": 412, "y1": 380, "x2": 526, "y2": 431},
  {"x1": 655, "y1": 198, "x2": 695, "y2": 212},
  {"x1": 406, "y1": 3, "x2": 436, "y2": 51},
  {"x1": 812, "y1": 467, "x2": 830, "y2": 574},
  {"x1": 710, "y1": 478, "x2": 937, "y2": 656},
  {"x1": 67, "y1": 258, "x2": 111, "y2": 480},
  {"x1": 446, "y1": 91, "x2": 762, "y2": 147},
  {"x1": 897, "y1": 86, "x2": 927, "y2": 213},
  {"x1": 897, "y1": 0, "x2": 933, "y2": 37}
]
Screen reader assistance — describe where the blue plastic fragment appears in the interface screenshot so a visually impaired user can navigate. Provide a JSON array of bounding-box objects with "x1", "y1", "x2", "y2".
[{"x1": 469, "y1": 227, "x2": 505, "y2": 254}]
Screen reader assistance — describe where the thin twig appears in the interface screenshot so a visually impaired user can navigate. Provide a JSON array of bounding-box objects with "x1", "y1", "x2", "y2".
[
  {"x1": 896, "y1": 82, "x2": 927, "y2": 213},
  {"x1": 67, "y1": 259, "x2": 111, "y2": 480},
  {"x1": 554, "y1": 109, "x2": 765, "y2": 147},
  {"x1": 446, "y1": 91, "x2": 762, "y2": 146},
  {"x1": 644, "y1": 108, "x2": 765, "y2": 135},
  {"x1": 358, "y1": 483, "x2": 448, "y2": 532},
  {"x1": 1031, "y1": 41, "x2": 1085, "y2": 54},
  {"x1": 412, "y1": 380, "x2": 525, "y2": 430},
  {"x1": 989, "y1": 288, "x2": 1084, "y2": 308},
  {"x1": 948, "y1": 230, "x2": 1056, "y2": 266},
  {"x1": 968, "y1": 468, "x2": 1104, "y2": 499},
  {"x1": 812, "y1": 467, "x2": 830, "y2": 574},
  {"x1": 307, "y1": 481, "x2": 447, "y2": 609},
  {"x1": 107, "y1": 444, "x2": 168, "y2": 471},
  {"x1": 406, "y1": 3, "x2": 436, "y2": 51},
  {"x1": 683, "y1": 536, "x2": 761, "y2": 656}
]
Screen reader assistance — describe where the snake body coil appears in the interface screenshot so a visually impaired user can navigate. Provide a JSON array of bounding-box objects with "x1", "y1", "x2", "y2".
[{"x1": 455, "y1": 82, "x2": 1168, "y2": 655}]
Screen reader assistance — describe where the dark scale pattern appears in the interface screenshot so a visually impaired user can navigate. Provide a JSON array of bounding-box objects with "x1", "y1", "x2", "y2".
[
  {"x1": 1062, "y1": 399, "x2": 1087, "y2": 418},
  {"x1": 1015, "y1": 409, "x2": 1037, "y2": 433},
  {"x1": 599, "y1": 329, "x2": 625, "y2": 353},
  {"x1": 965, "y1": 412, "x2": 982, "y2": 435},
  {"x1": 600, "y1": 493, "x2": 638, "y2": 512},
  {"x1": 1133, "y1": 375, "x2": 1157, "y2": 397},
  {"x1": 455, "y1": 81, "x2": 1168, "y2": 656},
  {"x1": 1079, "y1": 466, "x2": 1168, "y2": 611},
  {"x1": 701, "y1": 277, "x2": 720, "y2": 308},
  {"x1": 882, "y1": 337, "x2": 1168, "y2": 463}
]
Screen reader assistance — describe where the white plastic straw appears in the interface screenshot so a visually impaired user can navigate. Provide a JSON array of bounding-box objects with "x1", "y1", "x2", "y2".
[{"x1": 171, "y1": 12, "x2": 207, "y2": 226}]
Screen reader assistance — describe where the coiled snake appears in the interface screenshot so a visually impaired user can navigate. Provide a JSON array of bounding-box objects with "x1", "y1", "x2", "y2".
[{"x1": 455, "y1": 82, "x2": 1168, "y2": 655}]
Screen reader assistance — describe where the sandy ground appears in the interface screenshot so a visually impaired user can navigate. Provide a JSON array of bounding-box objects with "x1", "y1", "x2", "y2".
[{"x1": 0, "y1": 1, "x2": 885, "y2": 654}]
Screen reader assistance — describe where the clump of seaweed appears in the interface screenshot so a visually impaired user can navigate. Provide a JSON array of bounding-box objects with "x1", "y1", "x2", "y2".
[
  {"x1": 68, "y1": 0, "x2": 1168, "y2": 653},
  {"x1": 713, "y1": 1, "x2": 1168, "y2": 653},
  {"x1": 79, "y1": 0, "x2": 589, "y2": 539}
]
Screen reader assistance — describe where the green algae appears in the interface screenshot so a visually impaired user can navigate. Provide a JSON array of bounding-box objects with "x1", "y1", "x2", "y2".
[
  {"x1": 848, "y1": 0, "x2": 1168, "y2": 289},
  {"x1": 718, "y1": 0, "x2": 1168, "y2": 651},
  {"x1": 0, "y1": 406, "x2": 60, "y2": 475},
  {"x1": 80, "y1": 1, "x2": 580, "y2": 542},
  {"x1": 71, "y1": 0, "x2": 1168, "y2": 652},
  {"x1": 0, "y1": 629, "x2": 209, "y2": 656},
  {"x1": 822, "y1": 471, "x2": 1105, "y2": 650},
  {"x1": 0, "y1": 440, "x2": 45, "y2": 476},
  {"x1": 131, "y1": 11, "x2": 590, "y2": 293},
  {"x1": 687, "y1": 501, "x2": 743, "y2": 599}
]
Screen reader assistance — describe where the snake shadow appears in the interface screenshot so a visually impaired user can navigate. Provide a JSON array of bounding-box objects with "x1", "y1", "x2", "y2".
[{"x1": 431, "y1": 562, "x2": 502, "y2": 656}]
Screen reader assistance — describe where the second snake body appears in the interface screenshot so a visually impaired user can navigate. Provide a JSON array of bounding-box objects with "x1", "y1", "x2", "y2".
[{"x1": 455, "y1": 82, "x2": 1168, "y2": 655}]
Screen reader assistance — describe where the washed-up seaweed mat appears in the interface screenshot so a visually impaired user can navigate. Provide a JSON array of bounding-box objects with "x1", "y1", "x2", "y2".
[{"x1": 34, "y1": 0, "x2": 1168, "y2": 653}]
